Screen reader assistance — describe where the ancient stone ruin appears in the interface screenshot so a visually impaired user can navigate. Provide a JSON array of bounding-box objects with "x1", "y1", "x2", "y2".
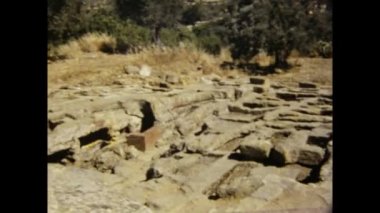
[{"x1": 48, "y1": 75, "x2": 332, "y2": 212}]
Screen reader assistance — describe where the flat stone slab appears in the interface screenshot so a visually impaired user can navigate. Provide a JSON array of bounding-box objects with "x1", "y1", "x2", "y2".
[{"x1": 299, "y1": 82, "x2": 318, "y2": 88}]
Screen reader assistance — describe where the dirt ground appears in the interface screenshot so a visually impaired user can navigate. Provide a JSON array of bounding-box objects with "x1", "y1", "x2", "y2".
[
  {"x1": 48, "y1": 52, "x2": 332, "y2": 90},
  {"x1": 267, "y1": 57, "x2": 332, "y2": 87}
]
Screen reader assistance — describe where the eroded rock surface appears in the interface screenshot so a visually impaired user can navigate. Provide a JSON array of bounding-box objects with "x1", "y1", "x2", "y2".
[{"x1": 48, "y1": 75, "x2": 332, "y2": 212}]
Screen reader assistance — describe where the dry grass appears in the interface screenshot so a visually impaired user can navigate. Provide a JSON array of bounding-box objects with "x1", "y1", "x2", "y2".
[
  {"x1": 252, "y1": 52, "x2": 274, "y2": 67},
  {"x1": 77, "y1": 33, "x2": 116, "y2": 52},
  {"x1": 51, "y1": 33, "x2": 116, "y2": 59},
  {"x1": 125, "y1": 45, "x2": 226, "y2": 75},
  {"x1": 53, "y1": 41, "x2": 83, "y2": 59},
  {"x1": 48, "y1": 44, "x2": 246, "y2": 89},
  {"x1": 267, "y1": 57, "x2": 332, "y2": 87},
  {"x1": 48, "y1": 36, "x2": 331, "y2": 89}
]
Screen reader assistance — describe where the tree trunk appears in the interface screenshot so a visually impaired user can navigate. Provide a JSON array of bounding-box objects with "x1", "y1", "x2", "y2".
[
  {"x1": 153, "y1": 26, "x2": 162, "y2": 46},
  {"x1": 275, "y1": 50, "x2": 290, "y2": 69}
]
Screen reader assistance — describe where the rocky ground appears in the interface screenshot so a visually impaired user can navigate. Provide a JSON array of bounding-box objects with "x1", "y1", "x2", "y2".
[{"x1": 48, "y1": 58, "x2": 332, "y2": 213}]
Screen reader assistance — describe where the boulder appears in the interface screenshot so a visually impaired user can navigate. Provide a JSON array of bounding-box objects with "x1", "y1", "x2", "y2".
[
  {"x1": 307, "y1": 126, "x2": 333, "y2": 147},
  {"x1": 297, "y1": 145, "x2": 326, "y2": 166},
  {"x1": 124, "y1": 65, "x2": 140, "y2": 75},
  {"x1": 239, "y1": 136, "x2": 273, "y2": 161},
  {"x1": 269, "y1": 130, "x2": 309, "y2": 165},
  {"x1": 48, "y1": 118, "x2": 99, "y2": 155},
  {"x1": 270, "y1": 143, "x2": 300, "y2": 165},
  {"x1": 139, "y1": 65, "x2": 152, "y2": 77},
  {"x1": 92, "y1": 109, "x2": 134, "y2": 131},
  {"x1": 166, "y1": 74, "x2": 180, "y2": 84},
  {"x1": 93, "y1": 150, "x2": 121, "y2": 173}
]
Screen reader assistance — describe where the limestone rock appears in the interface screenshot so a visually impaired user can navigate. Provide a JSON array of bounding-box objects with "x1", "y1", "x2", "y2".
[
  {"x1": 124, "y1": 65, "x2": 140, "y2": 75},
  {"x1": 48, "y1": 67, "x2": 332, "y2": 212},
  {"x1": 270, "y1": 142, "x2": 300, "y2": 165},
  {"x1": 92, "y1": 109, "x2": 134, "y2": 131},
  {"x1": 93, "y1": 150, "x2": 121, "y2": 173},
  {"x1": 139, "y1": 65, "x2": 152, "y2": 77},
  {"x1": 250, "y1": 77, "x2": 266, "y2": 85},
  {"x1": 299, "y1": 82, "x2": 317, "y2": 88},
  {"x1": 125, "y1": 145, "x2": 141, "y2": 159},
  {"x1": 297, "y1": 145, "x2": 326, "y2": 166},
  {"x1": 239, "y1": 136, "x2": 273, "y2": 161},
  {"x1": 250, "y1": 174, "x2": 297, "y2": 201},
  {"x1": 48, "y1": 164, "x2": 153, "y2": 213},
  {"x1": 320, "y1": 141, "x2": 333, "y2": 181},
  {"x1": 269, "y1": 130, "x2": 310, "y2": 165},
  {"x1": 276, "y1": 92, "x2": 298, "y2": 101},
  {"x1": 48, "y1": 118, "x2": 99, "y2": 155},
  {"x1": 166, "y1": 74, "x2": 180, "y2": 84},
  {"x1": 307, "y1": 126, "x2": 333, "y2": 147}
]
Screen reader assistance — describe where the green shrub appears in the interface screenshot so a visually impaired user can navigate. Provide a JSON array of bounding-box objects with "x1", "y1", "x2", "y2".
[
  {"x1": 181, "y1": 3, "x2": 205, "y2": 25},
  {"x1": 77, "y1": 10, "x2": 151, "y2": 53},
  {"x1": 191, "y1": 22, "x2": 225, "y2": 55},
  {"x1": 48, "y1": 0, "x2": 90, "y2": 45},
  {"x1": 225, "y1": 0, "x2": 332, "y2": 67},
  {"x1": 314, "y1": 41, "x2": 332, "y2": 58},
  {"x1": 113, "y1": 22, "x2": 151, "y2": 53},
  {"x1": 159, "y1": 28, "x2": 179, "y2": 47},
  {"x1": 193, "y1": 22, "x2": 228, "y2": 45},
  {"x1": 159, "y1": 27, "x2": 196, "y2": 47},
  {"x1": 48, "y1": 4, "x2": 151, "y2": 53},
  {"x1": 196, "y1": 34, "x2": 222, "y2": 55}
]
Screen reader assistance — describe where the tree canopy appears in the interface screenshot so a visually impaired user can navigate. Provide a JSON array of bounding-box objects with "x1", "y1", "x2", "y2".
[{"x1": 225, "y1": 0, "x2": 332, "y2": 68}]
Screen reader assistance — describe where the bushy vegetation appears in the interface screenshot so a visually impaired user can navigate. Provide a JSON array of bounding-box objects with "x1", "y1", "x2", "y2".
[
  {"x1": 48, "y1": 1, "x2": 151, "y2": 53},
  {"x1": 48, "y1": 0, "x2": 87, "y2": 45},
  {"x1": 48, "y1": 0, "x2": 332, "y2": 70},
  {"x1": 225, "y1": 0, "x2": 332, "y2": 68},
  {"x1": 181, "y1": 3, "x2": 206, "y2": 25},
  {"x1": 48, "y1": 33, "x2": 117, "y2": 60}
]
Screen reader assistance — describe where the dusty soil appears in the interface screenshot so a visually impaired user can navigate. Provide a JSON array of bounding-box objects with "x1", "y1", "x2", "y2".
[{"x1": 268, "y1": 58, "x2": 332, "y2": 87}]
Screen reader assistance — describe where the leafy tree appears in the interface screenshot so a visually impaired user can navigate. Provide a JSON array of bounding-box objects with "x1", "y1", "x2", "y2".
[
  {"x1": 115, "y1": 0, "x2": 146, "y2": 23},
  {"x1": 85, "y1": 10, "x2": 151, "y2": 53},
  {"x1": 181, "y1": 2, "x2": 205, "y2": 25},
  {"x1": 225, "y1": 0, "x2": 332, "y2": 68},
  {"x1": 141, "y1": 0, "x2": 185, "y2": 45},
  {"x1": 48, "y1": 0, "x2": 87, "y2": 45},
  {"x1": 196, "y1": 34, "x2": 223, "y2": 55},
  {"x1": 48, "y1": 0, "x2": 66, "y2": 17}
]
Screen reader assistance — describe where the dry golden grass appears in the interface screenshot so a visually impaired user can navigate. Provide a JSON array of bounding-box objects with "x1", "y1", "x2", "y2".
[
  {"x1": 51, "y1": 33, "x2": 116, "y2": 59},
  {"x1": 48, "y1": 44, "x2": 247, "y2": 89},
  {"x1": 126, "y1": 45, "x2": 223, "y2": 75},
  {"x1": 267, "y1": 57, "x2": 332, "y2": 87},
  {"x1": 251, "y1": 52, "x2": 274, "y2": 67},
  {"x1": 48, "y1": 36, "x2": 331, "y2": 89},
  {"x1": 77, "y1": 33, "x2": 116, "y2": 52},
  {"x1": 54, "y1": 40, "x2": 83, "y2": 59}
]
